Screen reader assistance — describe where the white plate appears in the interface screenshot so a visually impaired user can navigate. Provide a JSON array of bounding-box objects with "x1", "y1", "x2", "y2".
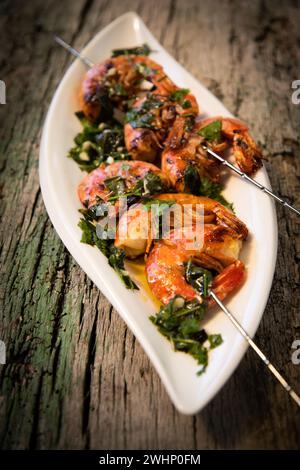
[{"x1": 39, "y1": 12, "x2": 278, "y2": 414}]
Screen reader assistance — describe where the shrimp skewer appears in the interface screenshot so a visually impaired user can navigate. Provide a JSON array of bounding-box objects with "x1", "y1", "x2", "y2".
[
  {"x1": 81, "y1": 54, "x2": 198, "y2": 162},
  {"x1": 162, "y1": 117, "x2": 264, "y2": 192},
  {"x1": 146, "y1": 224, "x2": 246, "y2": 306},
  {"x1": 197, "y1": 117, "x2": 263, "y2": 175},
  {"x1": 115, "y1": 193, "x2": 247, "y2": 259},
  {"x1": 80, "y1": 55, "x2": 171, "y2": 121},
  {"x1": 78, "y1": 160, "x2": 169, "y2": 207},
  {"x1": 124, "y1": 91, "x2": 198, "y2": 162},
  {"x1": 56, "y1": 37, "x2": 300, "y2": 216}
]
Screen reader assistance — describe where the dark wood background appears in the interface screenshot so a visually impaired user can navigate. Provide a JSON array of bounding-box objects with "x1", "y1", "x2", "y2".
[{"x1": 0, "y1": 0, "x2": 300, "y2": 450}]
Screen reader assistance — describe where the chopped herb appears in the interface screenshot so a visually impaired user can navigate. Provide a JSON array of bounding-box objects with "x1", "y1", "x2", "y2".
[
  {"x1": 142, "y1": 198, "x2": 176, "y2": 239},
  {"x1": 125, "y1": 94, "x2": 163, "y2": 129},
  {"x1": 104, "y1": 176, "x2": 126, "y2": 196},
  {"x1": 107, "y1": 172, "x2": 166, "y2": 202},
  {"x1": 198, "y1": 177, "x2": 235, "y2": 212},
  {"x1": 111, "y1": 83, "x2": 128, "y2": 97},
  {"x1": 185, "y1": 258, "x2": 213, "y2": 297},
  {"x1": 94, "y1": 86, "x2": 114, "y2": 119},
  {"x1": 68, "y1": 112, "x2": 130, "y2": 172},
  {"x1": 78, "y1": 208, "x2": 138, "y2": 290},
  {"x1": 183, "y1": 164, "x2": 234, "y2": 211},
  {"x1": 108, "y1": 246, "x2": 138, "y2": 290},
  {"x1": 142, "y1": 172, "x2": 165, "y2": 195},
  {"x1": 184, "y1": 164, "x2": 201, "y2": 194},
  {"x1": 182, "y1": 99, "x2": 192, "y2": 109},
  {"x1": 78, "y1": 199, "x2": 106, "y2": 222},
  {"x1": 111, "y1": 43, "x2": 152, "y2": 57},
  {"x1": 169, "y1": 88, "x2": 190, "y2": 104},
  {"x1": 150, "y1": 296, "x2": 210, "y2": 374},
  {"x1": 142, "y1": 198, "x2": 176, "y2": 211},
  {"x1": 135, "y1": 62, "x2": 157, "y2": 76},
  {"x1": 125, "y1": 110, "x2": 155, "y2": 129},
  {"x1": 150, "y1": 258, "x2": 224, "y2": 374},
  {"x1": 208, "y1": 334, "x2": 223, "y2": 349},
  {"x1": 198, "y1": 120, "x2": 222, "y2": 142}
]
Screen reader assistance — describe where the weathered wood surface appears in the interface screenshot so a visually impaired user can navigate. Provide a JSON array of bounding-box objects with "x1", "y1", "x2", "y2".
[{"x1": 0, "y1": 0, "x2": 300, "y2": 450}]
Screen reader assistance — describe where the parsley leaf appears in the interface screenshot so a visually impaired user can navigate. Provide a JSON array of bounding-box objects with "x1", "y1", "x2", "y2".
[
  {"x1": 150, "y1": 296, "x2": 210, "y2": 375},
  {"x1": 183, "y1": 164, "x2": 234, "y2": 211},
  {"x1": 198, "y1": 120, "x2": 222, "y2": 142},
  {"x1": 78, "y1": 207, "x2": 138, "y2": 290},
  {"x1": 68, "y1": 112, "x2": 130, "y2": 172},
  {"x1": 198, "y1": 177, "x2": 235, "y2": 212},
  {"x1": 208, "y1": 334, "x2": 223, "y2": 349},
  {"x1": 107, "y1": 172, "x2": 166, "y2": 202},
  {"x1": 111, "y1": 43, "x2": 152, "y2": 57},
  {"x1": 169, "y1": 88, "x2": 190, "y2": 104},
  {"x1": 185, "y1": 258, "x2": 213, "y2": 297},
  {"x1": 184, "y1": 164, "x2": 201, "y2": 194},
  {"x1": 125, "y1": 94, "x2": 163, "y2": 129}
]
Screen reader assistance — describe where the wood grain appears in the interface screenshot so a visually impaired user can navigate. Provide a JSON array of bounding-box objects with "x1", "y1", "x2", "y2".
[{"x1": 0, "y1": 0, "x2": 299, "y2": 449}]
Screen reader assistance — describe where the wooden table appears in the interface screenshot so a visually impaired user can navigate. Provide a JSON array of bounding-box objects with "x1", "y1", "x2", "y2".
[{"x1": 0, "y1": 0, "x2": 300, "y2": 450}]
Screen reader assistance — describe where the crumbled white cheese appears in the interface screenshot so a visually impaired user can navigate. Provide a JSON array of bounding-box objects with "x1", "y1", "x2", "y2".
[
  {"x1": 139, "y1": 79, "x2": 154, "y2": 91},
  {"x1": 79, "y1": 151, "x2": 90, "y2": 161},
  {"x1": 106, "y1": 67, "x2": 116, "y2": 76},
  {"x1": 82, "y1": 141, "x2": 92, "y2": 151}
]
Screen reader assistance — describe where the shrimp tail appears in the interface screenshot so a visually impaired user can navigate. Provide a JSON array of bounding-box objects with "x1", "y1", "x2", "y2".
[
  {"x1": 213, "y1": 206, "x2": 248, "y2": 240},
  {"x1": 209, "y1": 260, "x2": 246, "y2": 305}
]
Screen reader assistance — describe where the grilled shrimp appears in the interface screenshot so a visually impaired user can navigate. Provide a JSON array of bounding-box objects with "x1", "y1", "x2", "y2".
[
  {"x1": 77, "y1": 160, "x2": 169, "y2": 207},
  {"x1": 115, "y1": 193, "x2": 247, "y2": 258},
  {"x1": 80, "y1": 53, "x2": 199, "y2": 161},
  {"x1": 197, "y1": 116, "x2": 263, "y2": 175},
  {"x1": 80, "y1": 55, "x2": 176, "y2": 122},
  {"x1": 124, "y1": 92, "x2": 198, "y2": 162},
  {"x1": 162, "y1": 116, "x2": 263, "y2": 192},
  {"x1": 146, "y1": 224, "x2": 246, "y2": 305}
]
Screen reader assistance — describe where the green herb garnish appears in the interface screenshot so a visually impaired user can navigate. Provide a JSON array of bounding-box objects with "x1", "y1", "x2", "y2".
[
  {"x1": 125, "y1": 111, "x2": 155, "y2": 129},
  {"x1": 142, "y1": 198, "x2": 176, "y2": 239},
  {"x1": 107, "y1": 172, "x2": 166, "y2": 202},
  {"x1": 150, "y1": 296, "x2": 210, "y2": 374},
  {"x1": 183, "y1": 164, "x2": 234, "y2": 211},
  {"x1": 104, "y1": 176, "x2": 126, "y2": 197},
  {"x1": 125, "y1": 94, "x2": 163, "y2": 129},
  {"x1": 198, "y1": 120, "x2": 222, "y2": 142},
  {"x1": 182, "y1": 99, "x2": 192, "y2": 109},
  {"x1": 135, "y1": 62, "x2": 157, "y2": 77},
  {"x1": 208, "y1": 334, "x2": 223, "y2": 349},
  {"x1": 150, "y1": 259, "x2": 223, "y2": 374},
  {"x1": 111, "y1": 44, "x2": 152, "y2": 57},
  {"x1": 198, "y1": 177, "x2": 235, "y2": 212},
  {"x1": 78, "y1": 207, "x2": 138, "y2": 290},
  {"x1": 184, "y1": 164, "x2": 201, "y2": 194},
  {"x1": 68, "y1": 112, "x2": 130, "y2": 172},
  {"x1": 169, "y1": 88, "x2": 190, "y2": 104},
  {"x1": 185, "y1": 258, "x2": 213, "y2": 297}
]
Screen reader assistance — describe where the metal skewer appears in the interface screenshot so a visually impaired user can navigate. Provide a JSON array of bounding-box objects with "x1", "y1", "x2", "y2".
[
  {"x1": 54, "y1": 35, "x2": 300, "y2": 217},
  {"x1": 202, "y1": 145, "x2": 300, "y2": 216},
  {"x1": 210, "y1": 290, "x2": 300, "y2": 407},
  {"x1": 54, "y1": 35, "x2": 95, "y2": 68}
]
